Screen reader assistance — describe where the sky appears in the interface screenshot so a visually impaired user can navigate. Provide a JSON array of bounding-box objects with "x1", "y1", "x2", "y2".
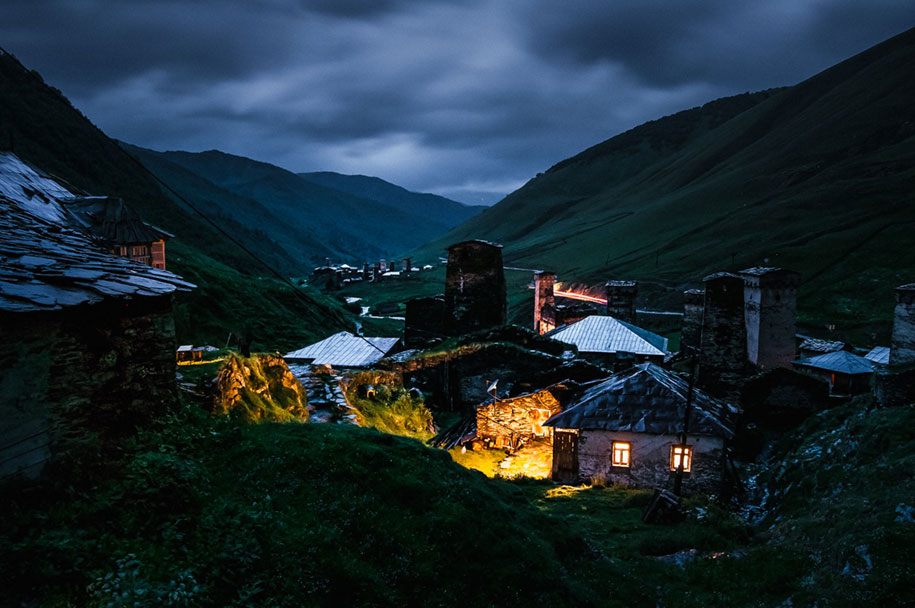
[{"x1": 2, "y1": 1, "x2": 913, "y2": 204}]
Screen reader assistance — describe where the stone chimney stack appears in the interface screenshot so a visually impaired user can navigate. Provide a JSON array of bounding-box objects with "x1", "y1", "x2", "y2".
[
  {"x1": 699, "y1": 272, "x2": 747, "y2": 386},
  {"x1": 533, "y1": 271, "x2": 556, "y2": 334},
  {"x1": 680, "y1": 288, "x2": 705, "y2": 352},
  {"x1": 605, "y1": 280, "x2": 637, "y2": 324},
  {"x1": 890, "y1": 283, "x2": 915, "y2": 365},
  {"x1": 740, "y1": 267, "x2": 800, "y2": 369}
]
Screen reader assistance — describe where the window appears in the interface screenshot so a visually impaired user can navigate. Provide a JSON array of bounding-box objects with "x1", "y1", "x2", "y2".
[
  {"x1": 670, "y1": 445, "x2": 691, "y2": 472},
  {"x1": 612, "y1": 441, "x2": 630, "y2": 467}
]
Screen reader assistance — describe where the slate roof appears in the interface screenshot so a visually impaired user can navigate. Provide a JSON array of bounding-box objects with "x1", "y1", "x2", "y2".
[
  {"x1": 545, "y1": 315, "x2": 667, "y2": 356},
  {"x1": 0, "y1": 151, "x2": 72, "y2": 222},
  {"x1": 865, "y1": 346, "x2": 891, "y2": 366},
  {"x1": 61, "y1": 196, "x2": 173, "y2": 245},
  {"x1": 284, "y1": 331, "x2": 399, "y2": 367},
  {"x1": 544, "y1": 362, "x2": 737, "y2": 439},
  {"x1": 793, "y1": 350, "x2": 874, "y2": 375},
  {"x1": 799, "y1": 338, "x2": 846, "y2": 354},
  {"x1": 0, "y1": 195, "x2": 194, "y2": 312}
]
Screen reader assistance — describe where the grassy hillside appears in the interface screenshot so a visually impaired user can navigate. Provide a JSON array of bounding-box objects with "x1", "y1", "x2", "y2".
[
  {"x1": 416, "y1": 27, "x2": 915, "y2": 342},
  {"x1": 0, "y1": 48, "x2": 356, "y2": 351},
  {"x1": 146, "y1": 149, "x2": 480, "y2": 266}
]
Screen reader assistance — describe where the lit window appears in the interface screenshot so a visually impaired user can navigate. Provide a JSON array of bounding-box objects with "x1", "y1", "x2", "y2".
[
  {"x1": 612, "y1": 441, "x2": 630, "y2": 467},
  {"x1": 670, "y1": 446, "x2": 691, "y2": 472}
]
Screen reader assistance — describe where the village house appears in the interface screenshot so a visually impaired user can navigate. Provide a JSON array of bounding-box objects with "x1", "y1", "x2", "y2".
[
  {"x1": 0, "y1": 158, "x2": 194, "y2": 480},
  {"x1": 543, "y1": 363, "x2": 738, "y2": 495},
  {"x1": 474, "y1": 383, "x2": 571, "y2": 450},
  {"x1": 545, "y1": 315, "x2": 667, "y2": 367},
  {"x1": 284, "y1": 331, "x2": 400, "y2": 369},
  {"x1": 793, "y1": 350, "x2": 875, "y2": 396}
]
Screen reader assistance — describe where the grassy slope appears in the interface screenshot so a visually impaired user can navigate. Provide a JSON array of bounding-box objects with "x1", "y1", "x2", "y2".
[
  {"x1": 415, "y1": 28, "x2": 915, "y2": 341},
  {"x1": 0, "y1": 49, "x2": 357, "y2": 351}
]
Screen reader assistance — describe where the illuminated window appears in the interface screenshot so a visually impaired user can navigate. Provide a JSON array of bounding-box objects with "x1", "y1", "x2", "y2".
[
  {"x1": 612, "y1": 441, "x2": 630, "y2": 467},
  {"x1": 670, "y1": 445, "x2": 691, "y2": 472}
]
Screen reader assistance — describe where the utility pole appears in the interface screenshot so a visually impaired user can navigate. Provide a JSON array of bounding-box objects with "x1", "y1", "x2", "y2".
[{"x1": 673, "y1": 346, "x2": 698, "y2": 496}]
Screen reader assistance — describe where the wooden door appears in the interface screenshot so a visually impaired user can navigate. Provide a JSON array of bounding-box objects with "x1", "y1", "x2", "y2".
[{"x1": 553, "y1": 430, "x2": 579, "y2": 480}]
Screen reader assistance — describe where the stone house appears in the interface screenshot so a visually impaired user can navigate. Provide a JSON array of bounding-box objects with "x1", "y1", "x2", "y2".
[
  {"x1": 792, "y1": 350, "x2": 874, "y2": 396},
  {"x1": 544, "y1": 363, "x2": 737, "y2": 495},
  {"x1": 0, "y1": 190, "x2": 194, "y2": 480},
  {"x1": 545, "y1": 315, "x2": 667, "y2": 368},
  {"x1": 474, "y1": 383, "x2": 570, "y2": 449}
]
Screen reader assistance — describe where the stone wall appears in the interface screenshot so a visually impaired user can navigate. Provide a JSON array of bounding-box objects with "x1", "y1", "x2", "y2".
[
  {"x1": 741, "y1": 268, "x2": 799, "y2": 369},
  {"x1": 0, "y1": 295, "x2": 179, "y2": 480},
  {"x1": 443, "y1": 240, "x2": 506, "y2": 336},
  {"x1": 605, "y1": 280, "x2": 637, "y2": 324},
  {"x1": 680, "y1": 289, "x2": 704, "y2": 352},
  {"x1": 576, "y1": 430, "x2": 725, "y2": 496},
  {"x1": 404, "y1": 296, "x2": 445, "y2": 348},
  {"x1": 890, "y1": 284, "x2": 915, "y2": 365},
  {"x1": 699, "y1": 273, "x2": 748, "y2": 389},
  {"x1": 215, "y1": 353, "x2": 308, "y2": 421},
  {"x1": 476, "y1": 388, "x2": 561, "y2": 445}
]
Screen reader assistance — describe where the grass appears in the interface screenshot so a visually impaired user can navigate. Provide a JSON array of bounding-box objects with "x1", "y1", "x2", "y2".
[{"x1": 342, "y1": 371, "x2": 435, "y2": 440}]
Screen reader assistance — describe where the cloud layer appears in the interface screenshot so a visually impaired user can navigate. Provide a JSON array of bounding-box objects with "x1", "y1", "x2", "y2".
[{"x1": 3, "y1": 0, "x2": 913, "y2": 203}]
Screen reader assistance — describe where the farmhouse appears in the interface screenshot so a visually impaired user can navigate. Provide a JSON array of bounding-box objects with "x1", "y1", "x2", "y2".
[
  {"x1": 0, "y1": 188, "x2": 194, "y2": 479},
  {"x1": 544, "y1": 363, "x2": 737, "y2": 495}
]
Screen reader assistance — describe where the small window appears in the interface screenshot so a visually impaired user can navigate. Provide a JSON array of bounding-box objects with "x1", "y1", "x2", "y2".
[
  {"x1": 670, "y1": 445, "x2": 691, "y2": 472},
  {"x1": 612, "y1": 441, "x2": 630, "y2": 467}
]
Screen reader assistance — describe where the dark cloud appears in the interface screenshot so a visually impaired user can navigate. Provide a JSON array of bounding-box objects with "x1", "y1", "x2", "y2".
[{"x1": 1, "y1": 0, "x2": 912, "y2": 201}]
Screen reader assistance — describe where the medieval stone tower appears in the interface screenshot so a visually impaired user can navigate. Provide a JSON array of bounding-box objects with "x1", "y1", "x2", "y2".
[
  {"x1": 890, "y1": 283, "x2": 915, "y2": 365},
  {"x1": 680, "y1": 288, "x2": 705, "y2": 352},
  {"x1": 533, "y1": 271, "x2": 555, "y2": 334},
  {"x1": 443, "y1": 240, "x2": 506, "y2": 336},
  {"x1": 606, "y1": 280, "x2": 637, "y2": 324},
  {"x1": 699, "y1": 272, "x2": 747, "y2": 385},
  {"x1": 740, "y1": 267, "x2": 800, "y2": 369}
]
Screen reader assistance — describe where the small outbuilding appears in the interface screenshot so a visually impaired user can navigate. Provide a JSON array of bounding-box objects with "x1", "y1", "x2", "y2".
[
  {"x1": 543, "y1": 363, "x2": 737, "y2": 495},
  {"x1": 284, "y1": 331, "x2": 399, "y2": 368},
  {"x1": 792, "y1": 350, "x2": 875, "y2": 396},
  {"x1": 864, "y1": 346, "x2": 890, "y2": 367},
  {"x1": 545, "y1": 315, "x2": 667, "y2": 367},
  {"x1": 474, "y1": 383, "x2": 570, "y2": 450}
]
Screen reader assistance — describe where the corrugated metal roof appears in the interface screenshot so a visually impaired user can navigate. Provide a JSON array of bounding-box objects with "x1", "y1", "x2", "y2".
[
  {"x1": 544, "y1": 362, "x2": 737, "y2": 438},
  {"x1": 865, "y1": 346, "x2": 890, "y2": 366},
  {"x1": 545, "y1": 315, "x2": 667, "y2": 356},
  {"x1": 793, "y1": 350, "x2": 874, "y2": 375},
  {"x1": 284, "y1": 331, "x2": 399, "y2": 367}
]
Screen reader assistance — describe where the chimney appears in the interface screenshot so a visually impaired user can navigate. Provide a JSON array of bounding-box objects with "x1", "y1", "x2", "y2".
[
  {"x1": 606, "y1": 280, "x2": 637, "y2": 324},
  {"x1": 890, "y1": 283, "x2": 915, "y2": 365},
  {"x1": 533, "y1": 271, "x2": 555, "y2": 334}
]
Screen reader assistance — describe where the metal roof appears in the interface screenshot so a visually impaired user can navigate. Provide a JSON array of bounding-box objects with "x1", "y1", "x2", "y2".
[
  {"x1": 793, "y1": 350, "x2": 875, "y2": 375},
  {"x1": 865, "y1": 346, "x2": 890, "y2": 366},
  {"x1": 284, "y1": 331, "x2": 399, "y2": 367},
  {"x1": 544, "y1": 362, "x2": 737, "y2": 438},
  {"x1": 545, "y1": 315, "x2": 667, "y2": 356}
]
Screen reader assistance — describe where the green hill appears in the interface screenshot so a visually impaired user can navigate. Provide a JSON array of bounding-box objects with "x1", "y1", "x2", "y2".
[
  {"x1": 138, "y1": 148, "x2": 481, "y2": 267},
  {"x1": 416, "y1": 27, "x2": 915, "y2": 340},
  {"x1": 0, "y1": 47, "x2": 357, "y2": 351}
]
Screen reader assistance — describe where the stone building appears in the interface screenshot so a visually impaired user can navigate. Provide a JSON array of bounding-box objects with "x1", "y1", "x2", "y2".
[
  {"x1": 606, "y1": 280, "x2": 637, "y2": 324},
  {"x1": 546, "y1": 315, "x2": 667, "y2": 368},
  {"x1": 889, "y1": 283, "x2": 915, "y2": 365},
  {"x1": 699, "y1": 272, "x2": 748, "y2": 388},
  {"x1": 680, "y1": 288, "x2": 704, "y2": 352},
  {"x1": 533, "y1": 271, "x2": 555, "y2": 334},
  {"x1": 404, "y1": 295, "x2": 445, "y2": 348},
  {"x1": 740, "y1": 267, "x2": 800, "y2": 369},
  {"x1": 475, "y1": 384, "x2": 567, "y2": 449},
  {"x1": 443, "y1": 240, "x2": 506, "y2": 336},
  {"x1": 792, "y1": 350, "x2": 874, "y2": 396},
  {"x1": 0, "y1": 191, "x2": 194, "y2": 480},
  {"x1": 544, "y1": 363, "x2": 737, "y2": 495}
]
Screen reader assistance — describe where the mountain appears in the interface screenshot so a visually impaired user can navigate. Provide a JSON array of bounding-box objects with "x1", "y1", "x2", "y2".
[
  {"x1": 0, "y1": 47, "x2": 354, "y2": 351},
  {"x1": 416, "y1": 27, "x2": 915, "y2": 336},
  {"x1": 134, "y1": 148, "x2": 481, "y2": 268},
  {"x1": 298, "y1": 170, "x2": 484, "y2": 231}
]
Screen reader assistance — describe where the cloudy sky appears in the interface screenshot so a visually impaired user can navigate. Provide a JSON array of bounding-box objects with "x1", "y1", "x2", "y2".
[{"x1": 3, "y1": 1, "x2": 913, "y2": 203}]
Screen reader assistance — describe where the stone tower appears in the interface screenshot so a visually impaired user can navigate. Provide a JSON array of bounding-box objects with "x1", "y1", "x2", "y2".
[
  {"x1": 890, "y1": 283, "x2": 915, "y2": 365},
  {"x1": 699, "y1": 272, "x2": 747, "y2": 386},
  {"x1": 402, "y1": 257, "x2": 412, "y2": 274},
  {"x1": 533, "y1": 271, "x2": 555, "y2": 334},
  {"x1": 443, "y1": 240, "x2": 506, "y2": 336},
  {"x1": 680, "y1": 288, "x2": 705, "y2": 352},
  {"x1": 740, "y1": 267, "x2": 800, "y2": 369},
  {"x1": 606, "y1": 280, "x2": 637, "y2": 324}
]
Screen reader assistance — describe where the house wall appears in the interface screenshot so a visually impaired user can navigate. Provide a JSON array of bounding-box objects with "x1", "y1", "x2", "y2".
[
  {"x1": 573, "y1": 430, "x2": 725, "y2": 495},
  {"x1": 476, "y1": 389, "x2": 561, "y2": 446},
  {"x1": 404, "y1": 296, "x2": 445, "y2": 348},
  {"x1": 0, "y1": 295, "x2": 179, "y2": 480},
  {"x1": 742, "y1": 270, "x2": 799, "y2": 369}
]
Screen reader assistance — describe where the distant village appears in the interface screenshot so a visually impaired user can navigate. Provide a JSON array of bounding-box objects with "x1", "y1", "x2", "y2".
[{"x1": 3, "y1": 148, "x2": 915, "y2": 510}]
